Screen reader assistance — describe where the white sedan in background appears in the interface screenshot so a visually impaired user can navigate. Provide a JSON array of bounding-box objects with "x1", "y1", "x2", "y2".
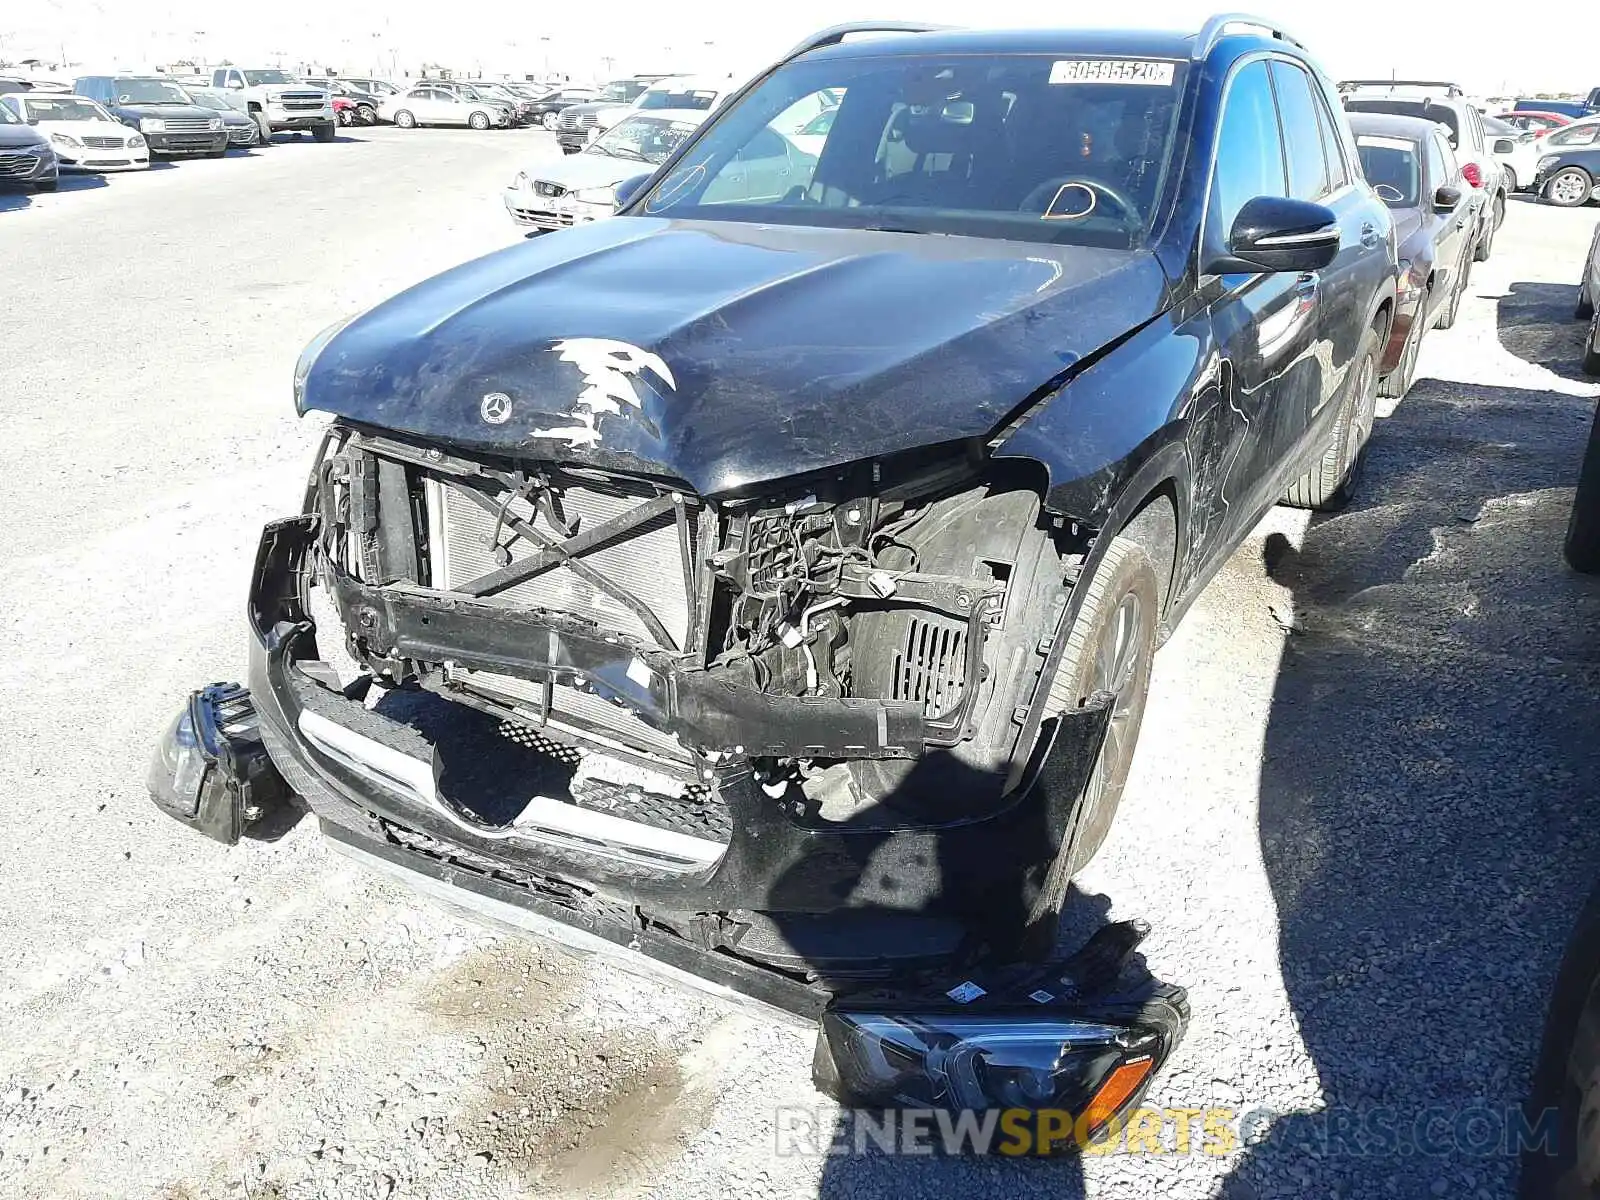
[
  {"x1": 505, "y1": 110, "x2": 708, "y2": 231},
  {"x1": 378, "y1": 85, "x2": 513, "y2": 130},
  {"x1": 1491, "y1": 115, "x2": 1600, "y2": 193},
  {"x1": 0, "y1": 92, "x2": 149, "y2": 171}
]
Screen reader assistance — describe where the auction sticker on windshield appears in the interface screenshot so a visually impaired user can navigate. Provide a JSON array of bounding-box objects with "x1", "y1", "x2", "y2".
[{"x1": 1050, "y1": 59, "x2": 1177, "y2": 86}]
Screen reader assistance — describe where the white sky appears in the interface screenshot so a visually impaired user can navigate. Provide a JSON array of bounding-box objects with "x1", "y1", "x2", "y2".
[{"x1": 4, "y1": 1, "x2": 1596, "y2": 96}]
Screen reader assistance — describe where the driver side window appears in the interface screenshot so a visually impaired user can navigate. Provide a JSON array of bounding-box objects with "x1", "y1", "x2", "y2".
[{"x1": 1206, "y1": 61, "x2": 1287, "y2": 261}]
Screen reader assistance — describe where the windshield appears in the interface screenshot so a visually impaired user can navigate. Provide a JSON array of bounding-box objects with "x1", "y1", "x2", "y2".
[
  {"x1": 243, "y1": 70, "x2": 295, "y2": 86},
  {"x1": 640, "y1": 52, "x2": 1188, "y2": 248},
  {"x1": 0, "y1": 103, "x2": 18, "y2": 125},
  {"x1": 456, "y1": 86, "x2": 485, "y2": 101},
  {"x1": 589, "y1": 114, "x2": 699, "y2": 164},
  {"x1": 188, "y1": 88, "x2": 245, "y2": 112},
  {"x1": 24, "y1": 96, "x2": 110, "y2": 122},
  {"x1": 601, "y1": 81, "x2": 649, "y2": 103},
  {"x1": 637, "y1": 87, "x2": 717, "y2": 112},
  {"x1": 113, "y1": 79, "x2": 193, "y2": 105},
  {"x1": 1355, "y1": 135, "x2": 1421, "y2": 207}
]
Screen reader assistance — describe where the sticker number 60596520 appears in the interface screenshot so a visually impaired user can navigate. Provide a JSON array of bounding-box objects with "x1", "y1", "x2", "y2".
[{"x1": 1050, "y1": 59, "x2": 1177, "y2": 87}]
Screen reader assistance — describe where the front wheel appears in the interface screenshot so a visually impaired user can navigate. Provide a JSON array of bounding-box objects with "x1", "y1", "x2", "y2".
[
  {"x1": 1566, "y1": 395, "x2": 1600, "y2": 572},
  {"x1": 1475, "y1": 196, "x2": 1503, "y2": 262},
  {"x1": 337, "y1": 107, "x2": 354, "y2": 127},
  {"x1": 1578, "y1": 276, "x2": 1595, "y2": 321},
  {"x1": 541, "y1": 111, "x2": 559, "y2": 130},
  {"x1": 1504, "y1": 165, "x2": 1519, "y2": 193},
  {"x1": 1379, "y1": 305, "x2": 1426, "y2": 400},
  {"x1": 1546, "y1": 168, "x2": 1595, "y2": 208},
  {"x1": 1282, "y1": 325, "x2": 1381, "y2": 511},
  {"x1": 1022, "y1": 535, "x2": 1159, "y2": 954},
  {"x1": 468, "y1": 111, "x2": 491, "y2": 131},
  {"x1": 32, "y1": 179, "x2": 57, "y2": 193},
  {"x1": 394, "y1": 110, "x2": 416, "y2": 130},
  {"x1": 1585, "y1": 312, "x2": 1600, "y2": 378},
  {"x1": 312, "y1": 123, "x2": 336, "y2": 143}
]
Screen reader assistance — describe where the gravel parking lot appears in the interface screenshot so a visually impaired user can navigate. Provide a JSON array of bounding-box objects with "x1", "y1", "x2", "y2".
[{"x1": 4, "y1": 126, "x2": 1600, "y2": 1200}]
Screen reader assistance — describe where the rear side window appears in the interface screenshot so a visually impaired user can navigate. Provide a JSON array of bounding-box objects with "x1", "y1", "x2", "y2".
[
  {"x1": 1310, "y1": 83, "x2": 1351, "y2": 188},
  {"x1": 1269, "y1": 61, "x2": 1330, "y2": 200},
  {"x1": 1209, "y1": 61, "x2": 1287, "y2": 247},
  {"x1": 1423, "y1": 133, "x2": 1450, "y2": 190},
  {"x1": 1550, "y1": 123, "x2": 1600, "y2": 147}
]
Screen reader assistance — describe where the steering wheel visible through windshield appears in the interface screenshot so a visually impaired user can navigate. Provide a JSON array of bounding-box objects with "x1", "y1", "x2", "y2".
[{"x1": 639, "y1": 52, "x2": 1187, "y2": 248}]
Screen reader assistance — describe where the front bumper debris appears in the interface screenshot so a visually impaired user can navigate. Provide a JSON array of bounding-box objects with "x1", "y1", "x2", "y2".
[
  {"x1": 147, "y1": 682, "x2": 292, "y2": 844},
  {"x1": 243, "y1": 513, "x2": 1113, "y2": 919}
]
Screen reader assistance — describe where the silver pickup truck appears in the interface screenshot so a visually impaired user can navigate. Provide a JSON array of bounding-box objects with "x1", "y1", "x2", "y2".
[{"x1": 211, "y1": 67, "x2": 335, "y2": 142}]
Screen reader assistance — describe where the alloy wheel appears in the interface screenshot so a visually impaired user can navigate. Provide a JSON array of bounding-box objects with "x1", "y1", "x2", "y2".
[{"x1": 1077, "y1": 591, "x2": 1146, "y2": 819}]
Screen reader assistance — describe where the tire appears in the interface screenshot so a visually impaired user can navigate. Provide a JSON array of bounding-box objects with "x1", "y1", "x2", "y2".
[
  {"x1": 394, "y1": 110, "x2": 416, "y2": 130},
  {"x1": 1520, "y1": 884, "x2": 1600, "y2": 1197},
  {"x1": 1379, "y1": 304, "x2": 1426, "y2": 400},
  {"x1": 1475, "y1": 195, "x2": 1502, "y2": 262},
  {"x1": 1435, "y1": 256, "x2": 1471, "y2": 331},
  {"x1": 1585, "y1": 312, "x2": 1600, "y2": 377},
  {"x1": 469, "y1": 110, "x2": 491, "y2": 131},
  {"x1": 1565, "y1": 396, "x2": 1600, "y2": 573},
  {"x1": 312, "y1": 123, "x2": 336, "y2": 143},
  {"x1": 253, "y1": 112, "x2": 272, "y2": 145},
  {"x1": 1578, "y1": 277, "x2": 1595, "y2": 321},
  {"x1": 1022, "y1": 535, "x2": 1160, "y2": 955},
  {"x1": 1504, "y1": 165, "x2": 1518, "y2": 194},
  {"x1": 1282, "y1": 324, "x2": 1381, "y2": 511},
  {"x1": 358, "y1": 104, "x2": 377, "y2": 126},
  {"x1": 542, "y1": 111, "x2": 559, "y2": 130},
  {"x1": 1546, "y1": 167, "x2": 1594, "y2": 208},
  {"x1": 32, "y1": 179, "x2": 57, "y2": 193},
  {"x1": 337, "y1": 107, "x2": 354, "y2": 127}
]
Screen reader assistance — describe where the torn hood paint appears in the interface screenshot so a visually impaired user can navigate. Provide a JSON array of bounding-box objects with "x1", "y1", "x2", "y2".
[{"x1": 300, "y1": 216, "x2": 1169, "y2": 495}]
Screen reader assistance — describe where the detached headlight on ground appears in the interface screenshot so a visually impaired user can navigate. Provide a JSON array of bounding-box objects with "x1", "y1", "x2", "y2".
[
  {"x1": 139, "y1": 117, "x2": 165, "y2": 133},
  {"x1": 147, "y1": 682, "x2": 290, "y2": 845}
]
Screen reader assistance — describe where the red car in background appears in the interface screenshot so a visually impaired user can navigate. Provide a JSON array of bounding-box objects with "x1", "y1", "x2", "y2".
[{"x1": 1495, "y1": 110, "x2": 1574, "y2": 133}]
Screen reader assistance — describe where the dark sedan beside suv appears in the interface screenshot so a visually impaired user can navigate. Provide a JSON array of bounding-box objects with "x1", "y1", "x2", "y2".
[
  {"x1": 151, "y1": 17, "x2": 1398, "y2": 1116},
  {"x1": 71, "y1": 75, "x2": 228, "y2": 158},
  {"x1": 1349, "y1": 112, "x2": 1479, "y2": 399},
  {"x1": 0, "y1": 98, "x2": 57, "y2": 191},
  {"x1": 1536, "y1": 143, "x2": 1600, "y2": 208}
]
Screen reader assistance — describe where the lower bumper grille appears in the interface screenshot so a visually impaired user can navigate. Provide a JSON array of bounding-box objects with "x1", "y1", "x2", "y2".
[
  {"x1": 0, "y1": 153, "x2": 45, "y2": 178},
  {"x1": 508, "y1": 205, "x2": 575, "y2": 230}
]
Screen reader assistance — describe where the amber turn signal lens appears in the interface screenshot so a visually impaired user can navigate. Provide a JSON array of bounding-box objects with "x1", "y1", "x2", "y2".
[{"x1": 1080, "y1": 1056, "x2": 1154, "y2": 1135}]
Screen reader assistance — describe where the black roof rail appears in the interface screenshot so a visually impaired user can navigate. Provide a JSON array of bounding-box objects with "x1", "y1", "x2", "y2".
[
  {"x1": 1337, "y1": 79, "x2": 1465, "y2": 98},
  {"x1": 779, "y1": 21, "x2": 954, "y2": 64},
  {"x1": 1192, "y1": 13, "x2": 1306, "y2": 59}
]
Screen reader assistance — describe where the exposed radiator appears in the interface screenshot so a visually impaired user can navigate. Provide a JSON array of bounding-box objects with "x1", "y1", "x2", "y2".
[
  {"x1": 427, "y1": 475, "x2": 697, "y2": 766},
  {"x1": 429, "y1": 476, "x2": 693, "y2": 648}
]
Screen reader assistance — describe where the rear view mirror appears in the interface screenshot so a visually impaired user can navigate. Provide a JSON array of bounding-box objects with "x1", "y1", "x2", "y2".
[
  {"x1": 1434, "y1": 184, "x2": 1462, "y2": 211},
  {"x1": 1210, "y1": 195, "x2": 1341, "y2": 274}
]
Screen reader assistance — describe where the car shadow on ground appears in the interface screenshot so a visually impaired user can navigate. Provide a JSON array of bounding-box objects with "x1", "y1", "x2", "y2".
[
  {"x1": 1496, "y1": 282, "x2": 1595, "y2": 380},
  {"x1": 1218, "y1": 373, "x2": 1600, "y2": 1199}
]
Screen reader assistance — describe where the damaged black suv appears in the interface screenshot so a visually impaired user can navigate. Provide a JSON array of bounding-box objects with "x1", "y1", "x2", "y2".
[{"x1": 160, "y1": 19, "x2": 1396, "y2": 1033}]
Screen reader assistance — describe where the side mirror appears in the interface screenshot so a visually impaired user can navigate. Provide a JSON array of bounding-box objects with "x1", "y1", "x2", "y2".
[
  {"x1": 226, "y1": 80, "x2": 243, "y2": 90},
  {"x1": 1433, "y1": 184, "x2": 1462, "y2": 211},
  {"x1": 1208, "y1": 196, "x2": 1341, "y2": 274},
  {"x1": 1492, "y1": 138, "x2": 1516, "y2": 155},
  {"x1": 614, "y1": 172, "x2": 653, "y2": 210}
]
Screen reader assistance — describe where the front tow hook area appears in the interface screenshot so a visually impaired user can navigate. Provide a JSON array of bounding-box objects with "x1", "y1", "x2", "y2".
[{"x1": 147, "y1": 682, "x2": 295, "y2": 845}]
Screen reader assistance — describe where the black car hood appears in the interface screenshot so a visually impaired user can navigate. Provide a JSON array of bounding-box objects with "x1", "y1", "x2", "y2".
[
  {"x1": 110, "y1": 102, "x2": 217, "y2": 122},
  {"x1": 302, "y1": 217, "x2": 1169, "y2": 495},
  {"x1": 0, "y1": 124, "x2": 48, "y2": 149}
]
